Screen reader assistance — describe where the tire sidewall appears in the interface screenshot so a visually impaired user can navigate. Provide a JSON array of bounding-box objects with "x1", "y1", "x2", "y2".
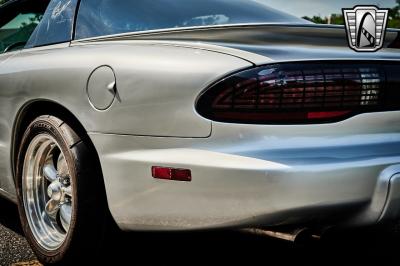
[{"x1": 15, "y1": 117, "x2": 79, "y2": 263}]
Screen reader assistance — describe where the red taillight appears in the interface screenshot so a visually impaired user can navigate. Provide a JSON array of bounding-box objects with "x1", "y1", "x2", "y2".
[
  {"x1": 196, "y1": 62, "x2": 400, "y2": 124},
  {"x1": 152, "y1": 166, "x2": 192, "y2": 182},
  {"x1": 307, "y1": 111, "x2": 351, "y2": 119}
]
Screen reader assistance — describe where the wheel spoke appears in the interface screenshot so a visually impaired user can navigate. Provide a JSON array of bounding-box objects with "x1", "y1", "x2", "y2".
[
  {"x1": 23, "y1": 133, "x2": 74, "y2": 250},
  {"x1": 43, "y1": 160, "x2": 58, "y2": 182},
  {"x1": 63, "y1": 186, "x2": 72, "y2": 197},
  {"x1": 57, "y1": 153, "x2": 69, "y2": 178},
  {"x1": 45, "y1": 198, "x2": 60, "y2": 220},
  {"x1": 60, "y1": 203, "x2": 72, "y2": 232}
]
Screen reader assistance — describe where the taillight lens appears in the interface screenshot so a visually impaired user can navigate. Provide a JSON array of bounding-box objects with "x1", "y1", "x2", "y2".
[{"x1": 196, "y1": 62, "x2": 400, "y2": 124}]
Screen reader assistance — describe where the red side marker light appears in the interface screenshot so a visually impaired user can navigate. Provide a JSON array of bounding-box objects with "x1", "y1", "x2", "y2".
[{"x1": 152, "y1": 166, "x2": 192, "y2": 182}]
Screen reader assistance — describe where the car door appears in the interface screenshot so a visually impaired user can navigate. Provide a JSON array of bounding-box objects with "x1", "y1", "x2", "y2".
[{"x1": 0, "y1": 0, "x2": 49, "y2": 198}]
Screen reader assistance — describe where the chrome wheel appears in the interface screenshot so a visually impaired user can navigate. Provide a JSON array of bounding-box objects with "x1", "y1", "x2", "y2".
[{"x1": 22, "y1": 134, "x2": 73, "y2": 251}]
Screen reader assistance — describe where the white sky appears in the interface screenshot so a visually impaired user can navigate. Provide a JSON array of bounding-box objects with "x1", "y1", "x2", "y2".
[{"x1": 258, "y1": 0, "x2": 397, "y2": 17}]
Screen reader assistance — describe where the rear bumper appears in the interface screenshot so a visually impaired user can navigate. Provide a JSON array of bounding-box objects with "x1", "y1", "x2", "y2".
[
  {"x1": 374, "y1": 169, "x2": 400, "y2": 223},
  {"x1": 89, "y1": 111, "x2": 400, "y2": 231}
]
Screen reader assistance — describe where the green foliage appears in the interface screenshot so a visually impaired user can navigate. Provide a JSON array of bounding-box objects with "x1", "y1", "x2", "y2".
[
  {"x1": 20, "y1": 14, "x2": 43, "y2": 28},
  {"x1": 388, "y1": 0, "x2": 400, "y2": 28},
  {"x1": 303, "y1": 16, "x2": 327, "y2": 24},
  {"x1": 303, "y1": 1, "x2": 400, "y2": 29},
  {"x1": 330, "y1": 14, "x2": 344, "y2": 25}
]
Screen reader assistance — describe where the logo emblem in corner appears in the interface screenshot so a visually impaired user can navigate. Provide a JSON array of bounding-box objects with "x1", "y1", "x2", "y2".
[{"x1": 343, "y1": 6, "x2": 389, "y2": 52}]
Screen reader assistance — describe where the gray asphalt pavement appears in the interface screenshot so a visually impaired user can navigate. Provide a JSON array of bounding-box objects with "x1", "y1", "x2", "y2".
[
  {"x1": 0, "y1": 198, "x2": 37, "y2": 266},
  {"x1": 2, "y1": 196, "x2": 400, "y2": 266},
  {"x1": 0, "y1": 225, "x2": 36, "y2": 265}
]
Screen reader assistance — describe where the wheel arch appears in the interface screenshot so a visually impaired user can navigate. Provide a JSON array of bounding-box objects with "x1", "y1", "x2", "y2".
[{"x1": 11, "y1": 100, "x2": 101, "y2": 183}]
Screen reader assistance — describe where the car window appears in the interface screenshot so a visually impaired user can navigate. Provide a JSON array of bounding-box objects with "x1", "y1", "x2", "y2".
[
  {"x1": 75, "y1": 0, "x2": 306, "y2": 40},
  {"x1": 25, "y1": 0, "x2": 78, "y2": 48},
  {"x1": 0, "y1": 13, "x2": 42, "y2": 53}
]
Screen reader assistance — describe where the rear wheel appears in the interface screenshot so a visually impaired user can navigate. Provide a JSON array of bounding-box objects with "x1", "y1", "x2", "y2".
[{"x1": 16, "y1": 115, "x2": 109, "y2": 264}]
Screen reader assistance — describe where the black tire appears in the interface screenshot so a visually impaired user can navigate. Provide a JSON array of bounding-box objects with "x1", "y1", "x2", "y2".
[{"x1": 15, "y1": 115, "x2": 109, "y2": 264}]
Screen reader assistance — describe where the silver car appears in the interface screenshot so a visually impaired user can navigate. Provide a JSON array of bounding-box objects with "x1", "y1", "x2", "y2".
[{"x1": 0, "y1": 0, "x2": 399, "y2": 264}]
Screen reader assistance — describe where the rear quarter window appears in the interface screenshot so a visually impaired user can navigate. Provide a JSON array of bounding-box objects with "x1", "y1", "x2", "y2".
[
  {"x1": 25, "y1": 0, "x2": 77, "y2": 48},
  {"x1": 75, "y1": 0, "x2": 305, "y2": 40}
]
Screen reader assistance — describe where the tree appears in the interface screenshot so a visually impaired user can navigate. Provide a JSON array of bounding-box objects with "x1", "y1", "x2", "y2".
[
  {"x1": 302, "y1": 15, "x2": 328, "y2": 24},
  {"x1": 388, "y1": 0, "x2": 400, "y2": 28},
  {"x1": 303, "y1": 1, "x2": 400, "y2": 29},
  {"x1": 330, "y1": 14, "x2": 344, "y2": 25}
]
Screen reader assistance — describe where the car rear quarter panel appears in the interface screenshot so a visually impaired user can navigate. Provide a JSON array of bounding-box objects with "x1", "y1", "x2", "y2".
[
  {"x1": 0, "y1": 42, "x2": 251, "y2": 196},
  {"x1": 4, "y1": 42, "x2": 251, "y2": 136}
]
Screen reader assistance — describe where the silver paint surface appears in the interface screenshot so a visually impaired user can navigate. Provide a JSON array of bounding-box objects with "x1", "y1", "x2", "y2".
[
  {"x1": 89, "y1": 112, "x2": 400, "y2": 230},
  {"x1": 0, "y1": 24, "x2": 400, "y2": 230}
]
